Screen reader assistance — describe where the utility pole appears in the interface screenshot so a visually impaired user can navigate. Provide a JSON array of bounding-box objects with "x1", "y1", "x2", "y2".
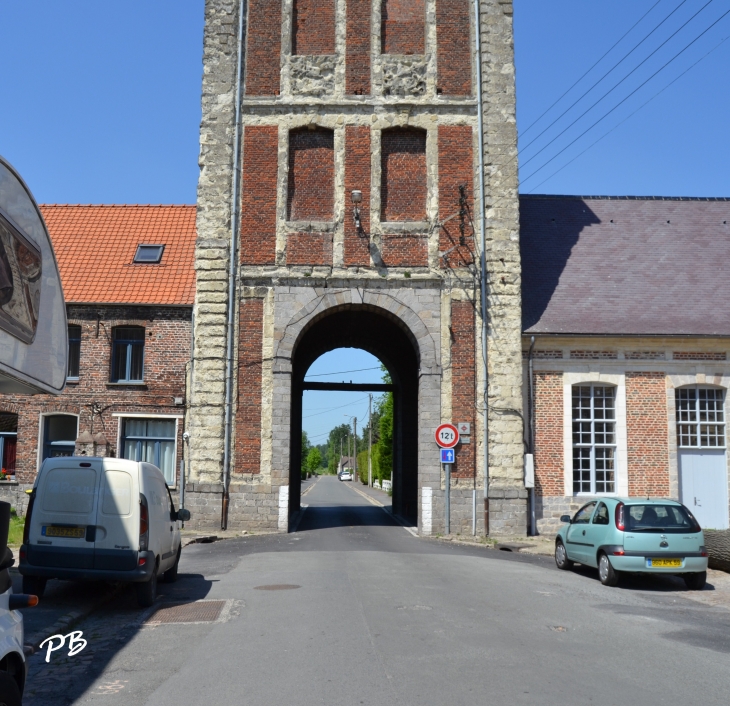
[
  {"x1": 353, "y1": 417, "x2": 358, "y2": 483},
  {"x1": 368, "y1": 394, "x2": 372, "y2": 488},
  {"x1": 340, "y1": 437, "x2": 343, "y2": 474}
]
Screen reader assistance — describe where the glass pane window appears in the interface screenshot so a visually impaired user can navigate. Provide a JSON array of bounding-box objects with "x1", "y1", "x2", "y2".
[
  {"x1": 43, "y1": 414, "x2": 78, "y2": 461},
  {"x1": 572, "y1": 385, "x2": 616, "y2": 494},
  {"x1": 676, "y1": 387, "x2": 725, "y2": 448},
  {"x1": 121, "y1": 418, "x2": 176, "y2": 485},
  {"x1": 111, "y1": 326, "x2": 145, "y2": 382},
  {"x1": 67, "y1": 325, "x2": 81, "y2": 379},
  {"x1": 0, "y1": 412, "x2": 18, "y2": 474}
]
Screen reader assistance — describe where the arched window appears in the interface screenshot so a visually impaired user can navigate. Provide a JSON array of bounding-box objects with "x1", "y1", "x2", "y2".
[
  {"x1": 572, "y1": 384, "x2": 616, "y2": 494},
  {"x1": 676, "y1": 387, "x2": 725, "y2": 448},
  {"x1": 0, "y1": 412, "x2": 18, "y2": 474},
  {"x1": 111, "y1": 326, "x2": 145, "y2": 382}
]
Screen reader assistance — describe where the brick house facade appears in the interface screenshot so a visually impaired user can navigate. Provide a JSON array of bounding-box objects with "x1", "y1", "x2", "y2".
[{"x1": 0, "y1": 205, "x2": 196, "y2": 514}]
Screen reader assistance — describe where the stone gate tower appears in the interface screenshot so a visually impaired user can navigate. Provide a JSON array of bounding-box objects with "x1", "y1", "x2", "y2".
[{"x1": 187, "y1": 0, "x2": 526, "y2": 535}]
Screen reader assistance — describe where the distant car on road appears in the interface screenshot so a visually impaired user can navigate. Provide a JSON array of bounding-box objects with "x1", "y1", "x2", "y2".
[
  {"x1": 555, "y1": 498, "x2": 708, "y2": 589},
  {"x1": 339, "y1": 470, "x2": 353, "y2": 482}
]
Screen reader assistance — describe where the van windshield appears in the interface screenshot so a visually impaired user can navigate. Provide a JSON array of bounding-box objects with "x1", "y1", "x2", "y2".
[{"x1": 626, "y1": 504, "x2": 699, "y2": 533}]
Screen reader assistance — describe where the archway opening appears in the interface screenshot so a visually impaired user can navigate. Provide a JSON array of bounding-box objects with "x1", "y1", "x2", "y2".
[{"x1": 290, "y1": 307, "x2": 420, "y2": 525}]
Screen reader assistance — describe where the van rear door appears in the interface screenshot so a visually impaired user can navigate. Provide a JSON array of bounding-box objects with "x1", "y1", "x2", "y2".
[
  {"x1": 28, "y1": 460, "x2": 102, "y2": 569},
  {"x1": 93, "y1": 462, "x2": 138, "y2": 571}
]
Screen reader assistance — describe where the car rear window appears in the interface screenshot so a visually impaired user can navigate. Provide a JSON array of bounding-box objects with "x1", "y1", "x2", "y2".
[
  {"x1": 626, "y1": 504, "x2": 699, "y2": 533},
  {"x1": 101, "y1": 471, "x2": 133, "y2": 516},
  {"x1": 41, "y1": 468, "x2": 97, "y2": 514}
]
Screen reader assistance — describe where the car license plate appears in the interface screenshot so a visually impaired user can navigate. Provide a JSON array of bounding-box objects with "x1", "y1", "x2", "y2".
[
  {"x1": 42, "y1": 526, "x2": 85, "y2": 538},
  {"x1": 647, "y1": 557, "x2": 682, "y2": 568}
]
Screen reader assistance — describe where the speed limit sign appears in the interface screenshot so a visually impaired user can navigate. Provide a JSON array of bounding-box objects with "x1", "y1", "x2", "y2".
[{"x1": 435, "y1": 423, "x2": 459, "y2": 449}]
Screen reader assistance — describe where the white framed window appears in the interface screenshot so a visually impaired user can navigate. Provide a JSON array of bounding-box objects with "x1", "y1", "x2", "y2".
[
  {"x1": 120, "y1": 417, "x2": 177, "y2": 485},
  {"x1": 676, "y1": 387, "x2": 726, "y2": 448},
  {"x1": 572, "y1": 384, "x2": 617, "y2": 494}
]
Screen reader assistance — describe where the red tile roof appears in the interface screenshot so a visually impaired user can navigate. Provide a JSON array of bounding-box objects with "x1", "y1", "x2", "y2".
[{"x1": 39, "y1": 204, "x2": 197, "y2": 306}]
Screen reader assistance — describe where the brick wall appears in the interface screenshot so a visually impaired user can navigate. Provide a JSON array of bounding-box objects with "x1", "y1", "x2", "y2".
[
  {"x1": 0, "y1": 305, "x2": 190, "y2": 485},
  {"x1": 381, "y1": 128, "x2": 427, "y2": 222},
  {"x1": 287, "y1": 128, "x2": 335, "y2": 221},
  {"x1": 381, "y1": 0, "x2": 425, "y2": 54},
  {"x1": 674, "y1": 352, "x2": 726, "y2": 360},
  {"x1": 380, "y1": 234, "x2": 428, "y2": 267},
  {"x1": 438, "y1": 125, "x2": 474, "y2": 267},
  {"x1": 286, "y1": 232, "x2": 333, "y2": 266},
  {"x1": 344, "y1": 126, "x2": 371, "y2": 266},
  {"x1": 244, "y1": 0, "x2": 281, "y2": 95},
  {"x1": 292, "y1": 0, "x2": 335, "y2": 55},
  {"x1": 346, "y1": 0, "x2": 371, "y2": 94},
  {"x1": 451, "y1": 301, "x2": 475, "y2": 478},
  {"x1": 626, "y1": 372, "x2": 670, "y2": 496},
  {"x1": 534, "y1": 371, "x2": 564, "y2": 496},
  {"x1": 241, "y1": 126, "x2": 278, "y2": 265},
  {"x1": 436, "y1": 0, "x2": 472, "y2": 95},
  {"x1": 235, "y1": 298, "x2": 264, "y2": 474}
]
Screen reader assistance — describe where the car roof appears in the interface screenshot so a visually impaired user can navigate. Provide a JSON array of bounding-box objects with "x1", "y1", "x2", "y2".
[{"x1": 593, "y1": 497, "x2": 683, "y2": 506}]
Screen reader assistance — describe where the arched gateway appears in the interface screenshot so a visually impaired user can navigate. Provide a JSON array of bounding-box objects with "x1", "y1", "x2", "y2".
[{"x1": 186, "y1": 0, "x2": 526, "y2": 536}]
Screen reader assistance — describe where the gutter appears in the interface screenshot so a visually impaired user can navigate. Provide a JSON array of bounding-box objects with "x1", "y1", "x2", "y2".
[
  {"x1": 473, "y1": 0, "x2": 489, "y2": 534},
  {"x1": 221, "y1": 0, "x2": 247, "y2": 530}
]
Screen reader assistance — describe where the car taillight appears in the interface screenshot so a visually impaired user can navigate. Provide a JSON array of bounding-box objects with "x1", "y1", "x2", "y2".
[
  {"x1": 615, "y1": 502, "x2": 625, "y2": 531},
  {"x1": 700, "y1": 546, "x2": 708, "y2": 557},
  {"x1": 23, "y1": 490, "x2": 36, "y2": 545},
  {"x1": 612, "y1": 549, "x2": 625, "y2": 556},
  {"x1": 138, "y1": 557, "x2": 147, "y2": 566},
  {"x1": 139, "y1": 494, "x2": 149, "y2": 551}
]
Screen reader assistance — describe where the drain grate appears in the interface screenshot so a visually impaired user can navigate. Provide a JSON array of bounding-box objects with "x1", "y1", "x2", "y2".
[
  {"x1": 145, "y1": 600, "x2": 226, "y2": 624},
  {"x1": 254, "y1": 584, "x2": 301, "y2": 591}
]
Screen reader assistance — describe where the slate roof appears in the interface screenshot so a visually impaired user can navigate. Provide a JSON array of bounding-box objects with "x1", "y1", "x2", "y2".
[
  {"x1": 520, "y1": 195, "x2": 730, "y2": 336},
  {"x1": 39, "y1": 204, "x2": 197, "y2": 306}
]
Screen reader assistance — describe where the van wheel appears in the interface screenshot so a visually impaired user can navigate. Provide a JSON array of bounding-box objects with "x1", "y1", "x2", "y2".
[
  {"x1": 0, "y1": 671, "x2": 22, "y2": 706},
  {"x1": 136, "y1": 569, "x2": 158, "y2": 608},
  {"x1": 163, "y1": 546, "x2": 181, "y2": 584},
  {"x1": 22, "y1": 575, "x2": 47, "y2": 599},
  {"x1": 684, "y1": 571, "x2": 706, "y2": 591}
]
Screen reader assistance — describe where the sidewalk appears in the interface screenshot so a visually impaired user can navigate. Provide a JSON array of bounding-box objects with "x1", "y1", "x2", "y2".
[{"x1": 347, "y1": 480, "x2": 391, "y2": 507}]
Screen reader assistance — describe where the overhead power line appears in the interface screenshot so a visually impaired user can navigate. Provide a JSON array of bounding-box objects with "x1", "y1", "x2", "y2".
[
  {"x1": 521, "y1": 0, "x2": 717, "y2": 170},
  {"x1": 302, "y1": 395, "x2": 370, "y2": 419},
  {"x1": 521, "y1": 5, "x2": 730, "y2": 185},
  {"x1": 305, "y1": 366, "x2": 382, "y2": 378},
  {"x1": 520, "y1": 0, "x2": 665, "y2": 138},
  {"x1": 526, "y1": 33, "x2": 730, "y2": 192}
]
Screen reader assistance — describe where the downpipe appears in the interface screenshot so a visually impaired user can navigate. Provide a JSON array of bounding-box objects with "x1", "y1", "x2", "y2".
[{"x1": 527, "y1": 336, "x2": 536, "y2": 536}]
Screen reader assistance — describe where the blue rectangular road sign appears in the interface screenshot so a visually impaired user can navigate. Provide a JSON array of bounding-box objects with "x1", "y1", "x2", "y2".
[{"x1": 440, "y1": 448, "x2": 455, "y2": 464}]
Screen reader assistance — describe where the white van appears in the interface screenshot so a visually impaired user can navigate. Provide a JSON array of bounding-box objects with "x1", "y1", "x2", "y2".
[{"x1": 18, "y1": 457, "x2": 190, "y2": 608}]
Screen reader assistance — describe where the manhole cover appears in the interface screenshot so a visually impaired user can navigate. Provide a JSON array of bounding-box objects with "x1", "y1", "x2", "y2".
[
  {"x1": 145, "y1": 600, "x2": 226, "y2": 624},
  {"x1": 254, "y1": 584, "x2": 301, "y2": 591}
]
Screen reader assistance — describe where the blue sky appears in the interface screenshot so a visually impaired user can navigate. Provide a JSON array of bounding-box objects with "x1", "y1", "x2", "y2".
[{"x1": 2, "y1": 1, "x2": 728, "y2": 445}]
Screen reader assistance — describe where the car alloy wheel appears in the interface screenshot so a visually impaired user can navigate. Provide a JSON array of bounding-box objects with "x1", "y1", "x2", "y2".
[
  {"x1": 555, "y1": 541, "x2": 573, "y2": 570},
  {"x1": 598, "y1": 553, "x2": 619, "y2": 587}
]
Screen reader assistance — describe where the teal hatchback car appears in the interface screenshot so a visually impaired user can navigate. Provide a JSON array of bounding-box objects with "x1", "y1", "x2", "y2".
[{"x1": 554, "y1": 498, "x2": 708, "y2": 589}]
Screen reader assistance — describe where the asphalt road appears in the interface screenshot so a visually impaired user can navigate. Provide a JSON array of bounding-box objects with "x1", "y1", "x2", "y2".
[{"x1": 21, "y1": 476, "x2": 730, "y2": 705}]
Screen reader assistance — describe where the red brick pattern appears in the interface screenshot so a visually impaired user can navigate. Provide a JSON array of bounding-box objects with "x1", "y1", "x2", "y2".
[
  {"x1": 381, "y1": 128, "x2": 427, "y2": 222},
  {"x1": 287, "y1": 128, "x2": 335, "y2": 221},
  {"x1": 521, "y1": 350, "x2": 563, "y2": 359},
  {"x1": 570, "y1": 350, "x2": 618, "y2": 359},
  {"x1": 451, "y1": 301, "x2": 475, "y2": 478},
  {"x1": 438, "y1": 125, "x2": 474, "y2": 267},
  {"x1": 674, "y1": 352, "x2": 726, "y2": 360},
  {"x1": 534, "y1": 371, "x2": 564, "y2": 496},
  {"x1": 292, "y1": 0, "x2": 335, "y2": 55},
  {"x1": 625, "y1": 351, "x2": 665, "y2": 360},
  {"x1": 0, "y1": 305, "x2": 190, "y2": 484},
  {"x1": 380, "y1": 233, "x2": 428, "y2": 267},
  {"x1": 626, "y1": 372, "x2": 669, "y2": 496},
  {"x1": 241, "y1": 126, "x2": 279, "y2": 265},
  {"x1": 436, "y1": 0, "x2": 472, "y2": 95},
  {"x1": 236, "y1": 299, "x2": 264, "y2": 475},
  {"x1": 286, "y1": 232, "x2": 333, "y2": 266},
  {"x1": 381, "y1": 0, "x2": 425, "y2": 54},
  {"x1": 244, "y1": 0, "x2": 281, "y2": 95},
  {"x1": 346, "y1": 0, "x2": 371, "y2": 94},
  {"x1": 344, "y1": 126, "x2": 372, "y2": 266}
]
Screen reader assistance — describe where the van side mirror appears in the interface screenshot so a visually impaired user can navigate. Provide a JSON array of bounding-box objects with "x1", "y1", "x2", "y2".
[
  {"x1": 176, "y1": 509, "x2": 191, "y2": 522},
  {"x1": 560, "y1": 514, "x2": 572, "y2": 524}
]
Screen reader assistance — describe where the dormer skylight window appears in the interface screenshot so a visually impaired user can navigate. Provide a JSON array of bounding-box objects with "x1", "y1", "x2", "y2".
[{"x1": 133, "y1": 244, "x2": 165, "y2": 264}]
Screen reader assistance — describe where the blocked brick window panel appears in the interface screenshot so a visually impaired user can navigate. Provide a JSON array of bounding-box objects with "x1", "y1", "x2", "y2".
[
  {"x1": 286, "y1": 232, "x2": 333, "y2": 266},
  {"x1": 381, "y1": 128, "x2": 427, "y2": 222},
  {"x1": 451, "y1": 301, "x2": 475, "y2": 478},
  {"x1": 436, "y1": 0, "x2": 472, "y2": 95},
  {"x1": 380, "y1": 233, "x2": 428, "y2": 267},
  {"x1": 245, "y1": 0, "x2": 281, "y2": 95},
  {"x1": 287, "y1": 128, "x2": 335, "y2": 222},
  {"x1": 534, "y1": 371, "x2": 564, "y2": 496},
  {"x1": 344, "y1": 126, "x2": 371, "y2": 266},
  {"x1": 236, "y1": 299, "x2": 264, "y2": 474},
  {"x1": 241, "y1": 126, "x2": 278, "y2": 265},
  {"x1": 292, "y1": 0, "x2": 335, "y2": 55},
  {"x1": 381, "y1": 0, "x2": 425, "y2": 54},
  {"x1": 346, "y1": 0, "x2": 371, "y2": 94},
  {"x1": 438, "y1": 125, "x2": 474, "y2": 267}
]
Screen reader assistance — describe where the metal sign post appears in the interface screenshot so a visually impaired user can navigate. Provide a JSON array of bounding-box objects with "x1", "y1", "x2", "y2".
[{"x1": 440, "y1": 447, "x2": 455, "y2": 535}]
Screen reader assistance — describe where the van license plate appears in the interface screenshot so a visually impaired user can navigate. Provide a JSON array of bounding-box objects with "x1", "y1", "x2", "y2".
[
  {"x1": 647, "y1": 558, "x2": 682, "y2": 568},
  {"x1": 42, "y1": 526, "x2": 85, "y2": 538}
]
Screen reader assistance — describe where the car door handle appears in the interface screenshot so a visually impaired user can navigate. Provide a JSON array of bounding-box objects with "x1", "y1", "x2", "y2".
[{"x1": 582, "y1": 530, "x2": 586, "y2": 536}]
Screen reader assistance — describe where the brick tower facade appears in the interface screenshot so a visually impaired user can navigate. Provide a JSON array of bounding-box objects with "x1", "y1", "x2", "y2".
[{"x1": 187, "y1": 0, "x2": 526, "y2": 535}]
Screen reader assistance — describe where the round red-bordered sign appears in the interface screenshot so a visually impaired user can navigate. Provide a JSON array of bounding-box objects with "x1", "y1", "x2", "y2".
[{"x1": 435, "y1": 423, "x2": 459, "y2": 449}]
